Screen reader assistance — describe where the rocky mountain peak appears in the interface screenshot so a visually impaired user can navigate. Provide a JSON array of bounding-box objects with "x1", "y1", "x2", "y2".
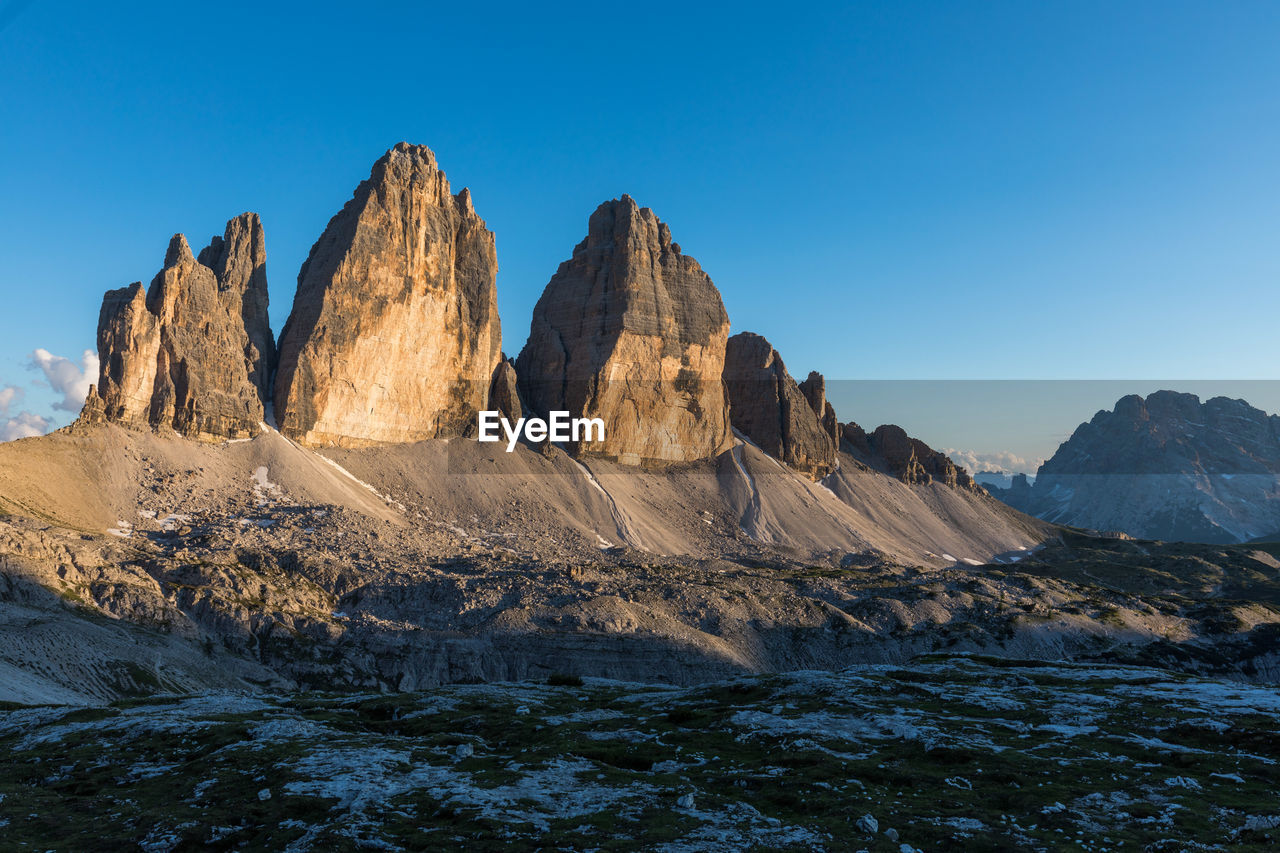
[
  {"x1": 840, "y1": 422, "x2": 976, "y2": 489},
  {"x1": 163, "y1": 233, "x2": 193, "y2": 267},
  {"x1": 81, "y1": 213, "x2": 276, "y2": 441},
  {"x1": 515, "y1": 196, "x2": 732, "y2": 465},
  {"x1": 798, "y1": 370, "x2": 840, "y2": 447},
  {"x1": 992, "y1": 391, "x2": 1280, "y2": 542},
  {"x1": 196, "y1": 213, "x2": 274, "y2": 399},
  {"x1": 1045, "y1": 391, "x2": 1280, "y2": 478},
  {"x1": 273, "y1": 143, "x2": 501, "y2": 447}
]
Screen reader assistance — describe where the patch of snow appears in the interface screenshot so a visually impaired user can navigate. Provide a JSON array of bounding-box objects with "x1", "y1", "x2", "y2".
[
  {"x1": 1164, "y1": 775, "x2": 1201, "y2": 790},
  {"x1": 312, "y1": 453, "x2": 400, "y2": 509},
  {"x1": 1037, "y1": 723, "x2": 1098, "y2": 737},
  {"x1": 570, "y1": 458, "x2": 608, "y2": 496},
  {"x1": 250, "y1": 466, "x2": 284, "y2": 506},
  {"x1": 157, "y1": 513, "x2": 190, "y2": 531}
]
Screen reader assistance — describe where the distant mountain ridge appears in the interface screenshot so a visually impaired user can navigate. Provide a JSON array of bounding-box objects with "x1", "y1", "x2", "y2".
[{"x1": 989, "y1": 390, "x2": 1280, "y2": 543}]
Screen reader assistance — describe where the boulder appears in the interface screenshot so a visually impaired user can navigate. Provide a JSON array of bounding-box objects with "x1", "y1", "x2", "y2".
[
  {"x1": 273, "y1": 143, "x2": 501, "y2": 447},
  {"x1": 516, "y1": 196, "x2": 732, "y2": 465},
  {"x1": 85, "y1": 213, "x2": 274, "y2": 441},
  {"x1": 722, "y1": 332, "x2": 837, "y2": 479}
]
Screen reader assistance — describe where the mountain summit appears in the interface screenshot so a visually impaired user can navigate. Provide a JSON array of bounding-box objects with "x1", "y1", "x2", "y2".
[
  {"x1": 273, "y1": 143, "x2": 502, "y2": 447},
  {"x1": 516, "y1": 196, "x2": 733, "y2": 465},
  {"x1": 81, "y1": 213, "x2": 274, "y2": 441},
  {"x1": 991, "y1": 390, "x2": 1280, "y2": 542}
]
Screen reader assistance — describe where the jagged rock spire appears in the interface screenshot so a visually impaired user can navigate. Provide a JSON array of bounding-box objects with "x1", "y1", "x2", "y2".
[
  {"x1": 273, "y1": 143, "x2": 501, "y2": 447},
  {"x1": 84, "y1": 213, "x2": 275, "y2": 441}
]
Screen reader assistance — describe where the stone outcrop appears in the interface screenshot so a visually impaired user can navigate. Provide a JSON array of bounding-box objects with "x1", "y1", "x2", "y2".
[
  {"x1": 723, "y1": 333, "x2": 837, "y2": 479},
  {"x1": 515, "y1": 196, "x2": 732, "y2": 465},
  {"x1": 83, "y1": 213, "x2": 275, "y2": 441},
  {"x1": 198, "y1": 215, "x2": 275, "y2": 400},
  {"x1": 273, "y1": 143, "x2": 501, "y2": 447},
  {"x1": 842, "y1": 422, "x2": 976, "y2": 489},
  {"x1": 489, "y1": 360, "x2": 522, "y2": 422},
  {"x1": 798, "y1": 371, "x2": 840, "y2": 447}
]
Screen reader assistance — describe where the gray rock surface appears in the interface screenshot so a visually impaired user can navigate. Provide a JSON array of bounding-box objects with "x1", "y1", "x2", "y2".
[
  {"x1": 488, "y1": 359, "x2": 522, "y2": 423},
  {"x1": 991, "y1": 391, "x2": 1280, "y2": 542},
  {"x1": 799, "y1": 371, "x2": 841, "y2": 447},
  {"x1": 722, "y1": 332, "x2": 837, "y2": 479},
  {"x1": 516, "y1": 196, "x2": 732, "y2": 465},
  {"x1": 843, "y1": 423, "x2": 976, "y2": 490},
  {"x1": 198, "y1": 213, "x2": 275, "y2": 400}
]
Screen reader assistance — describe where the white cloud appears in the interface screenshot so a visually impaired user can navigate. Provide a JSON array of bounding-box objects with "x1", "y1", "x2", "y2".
[
  {"x1": 0, "y1": 384, "x2": 22, "y2": 417},
  {"x1": 944, "y1": 448, "x2": 1043, "y2": 476},
  {"x1": 27, "y1": 348, "x2": 98, "y2": 413},
  {"x1": 1, "y1": 411, "x2": 54, "y2": 441}
]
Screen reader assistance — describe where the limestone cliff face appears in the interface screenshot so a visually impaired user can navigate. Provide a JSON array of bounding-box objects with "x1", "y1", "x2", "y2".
[
  {"x1": 85, "y1": 213, "x2": 275, "y2": 441},
  {"x1": 198, "y1": 214, "x2": 275, "y2": 400},
  {"x1": 273, "y1": 143, "x2": 501, "y2": 447},
  {"x1": 516, "y1": 196, "x2": 732, "y2": 465},
  {"x1": 722, "y1": 332, "x2": 837, "y2": 479}
]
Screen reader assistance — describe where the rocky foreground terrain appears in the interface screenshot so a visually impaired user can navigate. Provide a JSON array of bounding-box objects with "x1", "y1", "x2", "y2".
[
  {"x1": 1, "y1": 656, "x2": 1277, "y2": 851},
  {"x1": 2, "y1": 419, "x2": 1276, "y2": 849}
]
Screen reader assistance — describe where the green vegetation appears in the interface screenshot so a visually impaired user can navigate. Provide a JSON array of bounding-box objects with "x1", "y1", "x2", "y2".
[{"x1": 0, "y1": 655, "x2": 1275, "y2": 850}]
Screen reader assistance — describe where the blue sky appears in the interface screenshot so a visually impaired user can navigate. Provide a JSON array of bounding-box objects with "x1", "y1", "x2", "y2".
[{"x1": 1, "y1": 1, "x2": 1278, "y2": 465}]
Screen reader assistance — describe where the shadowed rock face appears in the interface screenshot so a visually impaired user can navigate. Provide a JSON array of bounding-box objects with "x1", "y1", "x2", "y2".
[
  {"x1": 842, "y1": 422, "x2": 976, "y2": 489},
  {"x1": 516, "y1": 196, "x2": 732, "y2": 465},
  {"x1": 489, "y1": 360, "x2": 522, "y2": 422},
  {"x1": 273, "y1": 143, "x2": 501, "y2": 447},
  {"x1": 798, "y1": 371, "x2": 840, "y2": 447},
  {"x1": 991, "y1": 391, "x2": 1280, "y2": 542},
  {"x1": 723, "y1": 332, "x2": 837, "y2": 480},
  {"x1": 197, "y1": 216, "x2": 275, "y2": 401},
  {"x1": 84, "y1": 213, "x2": 275, "y2": 441}
]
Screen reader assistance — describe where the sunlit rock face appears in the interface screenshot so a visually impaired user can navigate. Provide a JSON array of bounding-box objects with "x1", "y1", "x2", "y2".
[
  {"x1": 517, "y1": 196, "x2": 732, "y2": 465},
  {"x1": 273, "y1": 143, "x2": 501, "y2": 447},
  {"x1": 85, "y1": 213, "x2": 275, "y2": 441}
]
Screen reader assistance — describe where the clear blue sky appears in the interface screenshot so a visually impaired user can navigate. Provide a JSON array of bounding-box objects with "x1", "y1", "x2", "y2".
[{"x1": 2, "y1": 1, "x2": 1278, "y2": 462}]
